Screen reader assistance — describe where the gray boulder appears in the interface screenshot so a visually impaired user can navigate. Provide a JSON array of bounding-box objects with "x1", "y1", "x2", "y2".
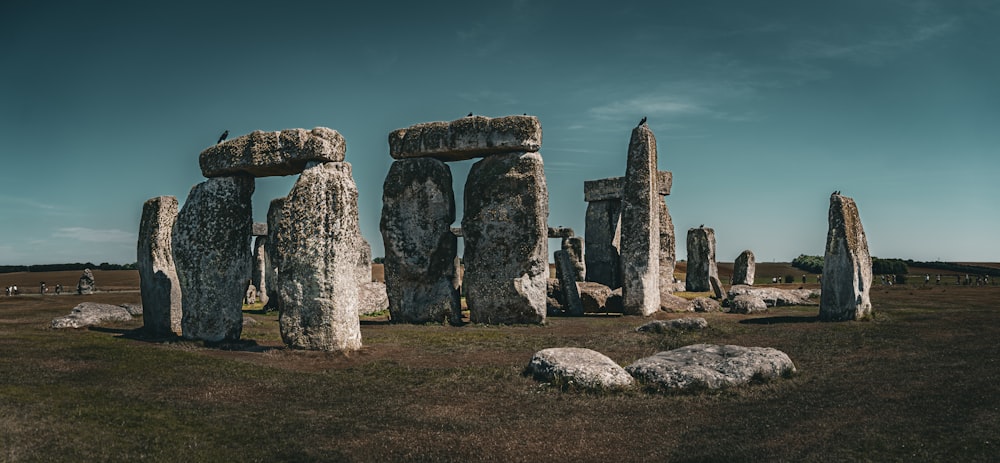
[
  {"x1": 619, "y1": 124, "x2": 660, "y2": 316},
  {"x1": 660, "y1": 292, "x2": 694, "y2": 312},
  {"x1": 173, "y1": 175, "x2": 254, "y2": 342},
  {"x1": 732, "y1": 250, "x2": 756, "y2": 286},
  {"x1": 578, "y1": 282, "x2": 613, "y2": 313},
  {"x1": 691, "y1": 297, "x2": 722, "y2": 313},
  {"x1": 52, "y1": 302, "x2": 132, "y2": 329},
  {"x1": 137, "y1": 195, "x2": 182, "y2": 335},
  {"x1": 820, "y1": 193, "x2": 873, "y2": 321},
  {"x1": 727, "y1": 285, "x2": 819, "y2": 307},
  {"x1": 526, "y1": 347, "x2": 634, "y2": 391},
  {"x1": 637, "y1": 317, "x2": 709, "y2": 332},
  {"x1": 200, "y1": 127, "x2": 346, "y2": 177},
  {"x1": 380, "y1": 158, "x2": 460, "y2": 323},
  {"x1": 275, "y1": 162, "x2": 363, "y2": 351},
  {"x1": 389, "y1": 115, "x2": 542, "y2": 161},
  {"x1": 729, "y1": 294, "x2": 768, "y2": 314},
  {"x1": 463, "y1": 152, "x2": 548, "y2": 324},
  {"x1": 626, "y1": 344, "x2": 797, "y2": 391},
  {"x1": 554, "y1": 249, "x2": 583, "y2": 316}
]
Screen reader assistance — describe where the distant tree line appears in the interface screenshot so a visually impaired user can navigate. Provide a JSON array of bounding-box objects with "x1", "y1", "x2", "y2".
[
  {"x1": 791, "y1": 254, "x2": 910, "y2": 275},
  {"x1": 904, "y1": 260, "x2": 995, "y2": 275},
  {"x1": 0, "y1": 262, "x2": 137, "y2": 274}
]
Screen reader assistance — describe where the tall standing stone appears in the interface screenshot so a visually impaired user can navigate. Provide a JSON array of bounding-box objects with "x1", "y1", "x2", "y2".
[
  {"x1": 275, "y1": 162, "x2": 363, "y2": 351},
  {"x1": 173, "y1": 175, "x2": 254, "y2": 342},
  {"x1": 263, "y1": 197, "x2": 284, "y2": 311},
  {"x1": 562, "y1": 236, "x2": 586, "y2": 281},
  {"x1": 685, "y1": 227, "x2": 719, "y2": 293},
  {"x1": 137, "y1": 195, "x2": 182, "y2": 335},
  {"x1": 584, "y1": 200, "x2": 621, "y2": 288},
  {"x1": 658, "y1": 199, "x2": 676, "y2": 288},
  {"x1": 380, "y1": 157, "x2": 460, "y2": 323},
  {"x1": 820, "y1": 193, "x2": 873, "y2": 321},
  {"x1": 554, "y1": 249, "x2": 584, "y2": 316},
  {"x1": 619, "y1": 124, "x2": 660, "y2": 316},
  {"x1": 463, "y1": 152, "x2": 548, "y2": 324},
  {"x1": 251, "y1": 236, "x2": 269, "y2": 306},
  {"x1": 732, "y1": 250, "x2": 756, "y2": 286}
]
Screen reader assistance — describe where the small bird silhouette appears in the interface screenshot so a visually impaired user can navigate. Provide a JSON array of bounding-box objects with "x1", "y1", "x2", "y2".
[
  {"x1": 467, "y1": 112, "x2": 473, "y2": 117},
  {"x1": 699, "y1": 224, "x2": 704, "y2": 228},
  {"x1": 638, "y1": 116, "x2": 647, "y2": 127},
  {"x1": 217, "y1": 130, "x2": 229, "y2": 144}
]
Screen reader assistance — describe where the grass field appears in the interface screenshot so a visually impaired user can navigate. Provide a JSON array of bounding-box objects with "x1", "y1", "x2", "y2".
[{"x1": 1, "y1": 269, "x2": 999, "y2": 461}]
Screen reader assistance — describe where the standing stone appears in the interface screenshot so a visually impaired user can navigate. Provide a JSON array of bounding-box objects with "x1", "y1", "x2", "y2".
[
  {"x1": 820, "y1": 193, "x2": 873, "y2": 321},
  {"x1": 463, "y1": 152, "x2": 548, "y2": 324},
  {"x1": 619, "y1": 124, "x2": 660, "y2": 316},
  {"x1": 658, "y1": 199, "x2": 676, "y2": 289},
  {"x1": 562, "y1": 236, "x2": 586, "y2": 281},
  {"x1": 251, "y1": 236, "x2": 269, "y2": 306},
  {"x1": 173, "y1": 175, "x2": 254, "y2": 342},
  {"x1": 685, "y1": 227, "x2": 719, "y2": 292},
  {"x1": 137, "y1": 196, "x2": 182, "y2": 335},
  {"x1": 380, "y1": 158, "x2": 460, "y2": 324},
  {"x1": 584, "y1": 200, "x2": 621, "y2": 288},
  {"x1": 263, "y1": 197, "x2": 284, "y2": 312},
  {"x1": 732, "y1": 250, "x2": 756, "y2": 286},
  {"x1": 275, "y1": 162, "x2": 363, "y2": 351},
  {"x1": 554, "y1": 249, "x2": 584, "y2": 316},
  {"x1": 76, "y1": 268, "x2": 96, "y2": 295}
]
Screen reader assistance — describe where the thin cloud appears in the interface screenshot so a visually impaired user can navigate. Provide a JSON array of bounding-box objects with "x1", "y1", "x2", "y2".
[
  {"x1": 588, "y1": 96, "x2": 707, "y2": 121},
  {"x1": 0, "y1": 195, "x2": 58, "y2": 211},
  {"x1": 789, "y1": 18, "x2": 959, "y2": 65},
  {"x1": 52, "y1": 227, "x2": 134, "y2": 244}
]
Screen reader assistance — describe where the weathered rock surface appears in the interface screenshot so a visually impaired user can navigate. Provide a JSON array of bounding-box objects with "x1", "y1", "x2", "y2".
[
  {"x1": 554, "y1": 250, "x2": 583, "y2": 316},
  {"x1": 584, "y1": 200, "x2": 621, "y2": 288},
  {"x1": 262, "y1": 197, "x2": 284, "y2": 312},
  {"x1": 727, "y1": 285, "x2": 819, "y2": 307},
  {"x1": 200, "y1": 127, "x2": 346, "y2": 177},
  {"x1": 658, "y1": 199, "x2": 676, "y2": 290},
  {"x1": 358, "y1": 281, "x2": 390, "y2": 316},
  {"x1": 274, "y1": 162, "x2": 362, "y2": 351},
  {"x1": 583, "y1": 171, "x2": 673, "y2": 202},
  {"x1": 463, "y1": 152, "x2": 548, "y2": 324},
  {"x1": 691, "y1": 297, "x2": 722, "y2": 313},
  {"x1": 173, "y1": 175, "x2": 254, "y2": 342},
  {"x1": 626, "y1": 344, "x2": 797, "y2": 391},
  {"x1": 619, "y1": 124, "x2": 660, "y2": 316},
  {"x1": 389, "y1": 115, "x2": 541, "y2": 161},
  {"x1": 820, "y1": 194, "x2": 873, "y2": 321},
  {"x1": 637, "y1": 317, "x2": 708, "y2": 333},
  {"x1": 685, "y1": 227, "x2": 719, "y2": 292},
  {"x1": 526, "y1": 347, "x2": 634, "y2": 391},
  {"x1": 380, "y1": 158, "x2": 460, "y2": 324},
  {"x1": 548, "y1": 226, "x2": 575, "y2": 238},
  {"x1": 76, "y1": 268, "x2": 96, "y2": 295},
  {"x1": 729, "y1": 294, "x2": 768, "y2": 314},
  {"x1": 732, "y1": 250, "x2": 756, "y2": 286},
  {"x1": 251, "y1": 222, "x2": 268, "y2": 236},
  {"x1": 51, "y1": 303, "x2": 133, "y2": 329},
  {"x1": 578, "y1": 282, "x2": 613, "y2": 313},
  {"x1": 660, "y1": 292, "x2": 695, "y2": 312},
  {"x1": 710, "y1": 275, "x2": 726, "y2": 300},
  {"x1": 121, "y1": 304, "x2": 144, "y2": 316},
  {"x1": 137, "y1": 196, "x2": 182, "y2": 335}
]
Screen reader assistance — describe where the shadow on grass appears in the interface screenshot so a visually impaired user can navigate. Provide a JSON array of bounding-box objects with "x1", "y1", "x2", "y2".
[
  {"x1": 739, "y1": 315, "x2": 820, "y2": 325},
  {"x1": 88, "y1": 326, "x2": 276, "y2": 352}
]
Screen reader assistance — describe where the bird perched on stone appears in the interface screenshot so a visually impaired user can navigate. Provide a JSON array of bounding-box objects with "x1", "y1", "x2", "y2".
[
  {"x1": 699, "y1": 224, "x2": 704, "y2": 228},
  {"x1": 638, "y1": 116, "x2": 647, "y2": 127},
  {"x1": 217, "y1": 130, "x2": 229, "y2": 144},
  {"x1": 467, "y1": 112, "x2": 473, "y2": 117}
]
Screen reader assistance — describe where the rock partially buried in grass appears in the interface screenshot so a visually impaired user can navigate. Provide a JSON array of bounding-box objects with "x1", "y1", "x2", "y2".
[
  {"x1": 51, "y1": 303, "x2": 133, "y2": 329},
  {"x1": 526, "y1": 347, "x2": 634, "y2": 391},
  {"x1": 729, "y1": 294, "x2": 768, "y2": 314},
  {"x1": 626, "y1": 344, "x2": 796, "y2": 391},
  {"x1": 637, "y1": 317, "x2": 708, "y2": 333},
  {"x1": 691, "y1": 297, "x2": 721, "y2": 313}
]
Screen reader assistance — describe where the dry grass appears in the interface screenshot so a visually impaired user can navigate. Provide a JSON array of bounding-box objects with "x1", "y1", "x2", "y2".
[{"x1": 1, "y1": 270, "x2": 998, "y2": 461}]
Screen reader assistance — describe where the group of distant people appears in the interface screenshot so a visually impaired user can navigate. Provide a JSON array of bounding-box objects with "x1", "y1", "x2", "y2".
[{"x1": 3, "y1": 282, "x2": 63, "y2": 296}]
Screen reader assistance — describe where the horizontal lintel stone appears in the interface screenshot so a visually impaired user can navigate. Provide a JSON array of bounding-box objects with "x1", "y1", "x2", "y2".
[
  {"x1": 389, "y1": 115, "x2": 541, "y2": 161},
  {"x1": 200, "y1": 127, "x2": 346, "y2": 178},
  {"x1": 584, "y1": 171, "x2": 672, "y2": 202}
]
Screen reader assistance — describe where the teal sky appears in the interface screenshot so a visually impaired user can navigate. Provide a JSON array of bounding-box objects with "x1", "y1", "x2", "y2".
[{"x1": 2, "y1": 0, "x2": 998, "y2": 265}]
